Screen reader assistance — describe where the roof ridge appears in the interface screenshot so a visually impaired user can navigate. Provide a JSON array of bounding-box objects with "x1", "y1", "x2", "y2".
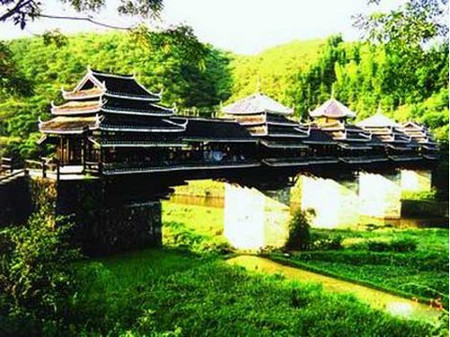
[{"x1": 90, "y1": 68, "x2": 134, "y2": 79}]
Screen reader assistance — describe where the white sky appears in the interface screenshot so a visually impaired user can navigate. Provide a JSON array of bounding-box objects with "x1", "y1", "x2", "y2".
[{"x1": 0, "y1": 0, "x2": 401, "y2": 54}]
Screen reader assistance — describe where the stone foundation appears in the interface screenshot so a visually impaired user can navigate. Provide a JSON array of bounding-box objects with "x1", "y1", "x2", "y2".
[
  {"x1": 224, "y1": 184, "x2": 290, "y2": 250},
  {"x1": 1, "y1": 177, "x2": 162, "y2": 256},
  {"x1": 359, "y1": 173, "x2": 402, "y2": 219},
  {"x1": 299, "y1": 176, "x2": 360, "y2": 228},
  {"x1": 56, "y1": 179, "x2": 162, "y2": 256},
  {"x1": 401, "y1": 170, "x2": 432, "y2": 192}
]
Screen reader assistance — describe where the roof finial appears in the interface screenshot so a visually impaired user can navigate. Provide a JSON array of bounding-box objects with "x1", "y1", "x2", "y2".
[{"x1": 87, "y1": 65, "x2": 91, "y2": 73}]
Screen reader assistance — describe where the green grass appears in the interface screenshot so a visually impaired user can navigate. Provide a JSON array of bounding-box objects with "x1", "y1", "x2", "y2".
[
  {"x1": 271, "y1": 227, "x2": 449, "y2": 307},
  {"x1": 162, "y1": 202, "x2": 449, "y2": 308},
  {"x1": 62, "y1": 205, "x2": 448, "y2": 335},
  {"x1": 71, "y1": 248, "x2": 439, "y2": 336}
]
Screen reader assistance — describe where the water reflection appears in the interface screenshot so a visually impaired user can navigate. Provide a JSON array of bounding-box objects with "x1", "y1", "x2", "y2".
[{"x1": 169, "y1": 194, "x2": 448, "y2": 229}]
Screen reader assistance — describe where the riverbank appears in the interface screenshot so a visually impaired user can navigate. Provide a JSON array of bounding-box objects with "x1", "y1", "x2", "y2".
[
  {"x1": 162, "y1": 201, "x2": 449, "y2": 309},
  {"x1": 227, "y1": 255, "x2": 442, "y2": 322},
  {"x1": 71, "y1": 248, "x2": 442, "y2": 336}
]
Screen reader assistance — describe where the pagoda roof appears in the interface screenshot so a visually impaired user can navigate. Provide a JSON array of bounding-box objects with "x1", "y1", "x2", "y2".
[
  {"x1": 39, "y1": 116, "x2": 98, "y2": 134},
  {"x1": 65, "y1": 68, "x2": 162, "y2": 102},
  {"x1": 90, "y1": 69, "x2": 161, "y2": 101},
  {"x1": 222, "y1": 93, "x2": 294, "y2": 115},
  {"x1": 309, "y1": 98, "x2": 356, "y2": 119},
  {"x1": 102, "y1": 96, "x2": 173, "y2": 116},
  {"x1": 399, "y1": 122, "x2": 437, "y2": 146},
  {"x1": 100, "y1": 115, "x2": 186, "y2": 133},
  {"x1": 302, "y1": 128, "x2": 335, "y2": 144},
  {"x1": 266, "y1": 124, "x2": 310, "y2": 138},
  {"x1": 357, "y1": 113, "x2": 399, "y2": 128},
  {"x1": 51, "y1": 99, "x2": 103, "y2": 115},
  {"x1": 172, "y1": 117, "x2": 256, "y2": 142}
]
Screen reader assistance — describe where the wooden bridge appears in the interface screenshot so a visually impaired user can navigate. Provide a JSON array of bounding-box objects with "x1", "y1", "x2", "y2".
[{"x1": 0, "y1": 68, "x2": 441, "y2": 255}]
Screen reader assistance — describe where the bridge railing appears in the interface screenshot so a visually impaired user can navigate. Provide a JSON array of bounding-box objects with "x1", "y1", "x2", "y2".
[
  {"x1": 1, "y1": 157, "x2": 14, "y2": 173},
  {"x1": 85, "y1": 161, "x2": 101, "y2": 174},
  {"x1": 25, "y1": 158, "x2": 61, "y2": 180}
]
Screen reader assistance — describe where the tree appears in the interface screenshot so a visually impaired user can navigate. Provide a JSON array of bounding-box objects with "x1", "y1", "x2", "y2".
[
  {"x1": 0, "y1": 0, "x2": 164, "y2": 29},
  {"x1": 354, "y1": 0, "x2": 448, "y2": 54},
  {"x1": 0, "y1": 42, "x2": 32, "y2": 97}
]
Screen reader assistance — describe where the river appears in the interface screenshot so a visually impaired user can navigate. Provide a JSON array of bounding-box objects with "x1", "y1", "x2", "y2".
[
  {"x1": 169, "y1": 194, "x2": 448, "y2": 229},
  {"x1": 227, "y1": 255, "x2": 443, "y2": 323}
]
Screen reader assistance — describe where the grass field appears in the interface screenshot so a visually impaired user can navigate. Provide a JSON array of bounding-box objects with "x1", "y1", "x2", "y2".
[
  {"x1": 72, "y1": 248, "x2": 440, "y2": 336},
  {"x1": 269, "y1": 227, "x2": 449, "y2": 307}
]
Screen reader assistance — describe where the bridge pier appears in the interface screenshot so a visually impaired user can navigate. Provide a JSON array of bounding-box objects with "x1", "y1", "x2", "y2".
[
  {"x1": 401, "y1": 169, "x2": 432, "y2": 192},
  {"x1": 55, "y1": 179, "x2": 163, "y2": 255},
  {"x1": 224, "y1": 184, "x2": 290, "y2": 250},
  {"x1": 298, "y1": 175, "x2": 360, "y2": 228},
  {"x1": 358, "y1": 173, "x2": 402, "y2": 219}
]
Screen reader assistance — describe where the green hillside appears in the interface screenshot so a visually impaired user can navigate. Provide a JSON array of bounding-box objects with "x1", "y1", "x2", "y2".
[{"x1": 229, "y1": 39, "x2": 325, "y2": 102}]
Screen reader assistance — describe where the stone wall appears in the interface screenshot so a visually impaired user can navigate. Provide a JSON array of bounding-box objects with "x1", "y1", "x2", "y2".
[
  {"x1": 1, "y1": 177, "x2": 162, "y2": 256},
  {"x1": 0, "y1": 176, "x2": 32, "y2": 227},
  {"x1": 55, "y1": 179, "x2": 162, "y2": 256},
  {"x1": 299, "y1": 176, "x2": 360, "y2": 228}
]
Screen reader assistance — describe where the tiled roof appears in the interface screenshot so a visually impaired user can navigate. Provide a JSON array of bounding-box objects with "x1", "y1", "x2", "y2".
[
  {"x1": 223, "y1": 93, "x2": 293, "y2": 115},
  {"x1": 172, "y1": 117, "x2": 255, "y2": 142},
  {"x1": 100, "y1": 115, "x2": 186, "y2": 132},
  {"x1": 309, "y1": 98, "x2": 356, "y2": 119},
  {"x1": 39, "y1": 116, "x2": 98, "y2": 134},
  {"x1": 102, "y1": 96, "x2": 173, "y2": 115},
  {"x1": 89, "y1": 69, "x2": 161, "y2": 101},
  {"x1": 357, "y1": 113, "x2": 399, "y2": 128}
]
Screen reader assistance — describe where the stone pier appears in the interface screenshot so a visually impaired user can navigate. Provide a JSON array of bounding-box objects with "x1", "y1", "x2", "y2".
[
  {"x1": 224, "y1": 184, "x2": 291, "y2": 250},
  {"x1": 1, "y1": 176, "x2": 163, "y2": 256},
  {"x1": 359, "y1": 173, "x2": 402, "y2": 219},
  {"x1": 298, "y1": 176, "x2": 360, "y2": 228},
  {"x1": 401, "y1": 170, "x2": 432, "y2": 192}
]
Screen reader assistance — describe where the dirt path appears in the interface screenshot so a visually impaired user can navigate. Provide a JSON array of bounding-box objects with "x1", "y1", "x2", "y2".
[{"x1": 227, "y1": 255, "x2": 443, "y2": 323}]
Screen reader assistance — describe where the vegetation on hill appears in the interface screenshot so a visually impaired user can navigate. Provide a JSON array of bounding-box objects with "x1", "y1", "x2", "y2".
[{"x1": 0, "y1": 29, "x2": 448, "y2": 158}]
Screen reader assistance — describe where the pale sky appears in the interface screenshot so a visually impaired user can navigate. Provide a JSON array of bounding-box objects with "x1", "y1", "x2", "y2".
[{"x1": 0, "y1": 0, "x2": 401, "y2": 54}]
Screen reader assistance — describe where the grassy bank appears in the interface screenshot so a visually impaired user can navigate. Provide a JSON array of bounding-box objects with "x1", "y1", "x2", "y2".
[
  {"x1": 270, "y1": 227, "x2": 449, "y2": 308},
  {"x1": 162, "y1": 202, "x2": 449, "y2": 308},
  {"x1": 71, "y1": 248, "x2": 440, "y2": 336}
]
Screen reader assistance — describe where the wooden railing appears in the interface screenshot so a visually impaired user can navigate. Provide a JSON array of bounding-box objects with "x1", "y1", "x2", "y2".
[
  {"x1": 0, "y1": 169, "x2": 28, "y2": 183},
  {"x1": 1, "y1": 157, "x2": 14, "y2": 173},
  {"x1": 25, "y1": 158, "x2": 61, "y2": 180},
  {"x1": 85, "y1": 161, "x2": 101, "y2": 174}
]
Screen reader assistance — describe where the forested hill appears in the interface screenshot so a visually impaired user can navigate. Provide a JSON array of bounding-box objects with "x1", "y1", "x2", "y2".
[
  {"x1": 0, "y1": 31, "x2": 448, "y2": 158},
  {"x1": 228, "y1": 39, "x2": 325, "y2": 101},
  {"x1": 231, "y1": 36, "x2": 448, "y2": 140}
]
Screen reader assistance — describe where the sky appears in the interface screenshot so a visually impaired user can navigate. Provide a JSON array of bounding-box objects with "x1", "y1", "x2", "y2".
[{"x1": 0, "y1": 0, "x2": 401, "y2": 54}]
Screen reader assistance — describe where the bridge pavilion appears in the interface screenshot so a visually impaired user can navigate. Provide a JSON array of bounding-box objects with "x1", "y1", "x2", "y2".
[
  {"x1": 222, "y1": 92, "x2": 338, "y2": 168},
  {"x1": 39, "y1": 68, "x2": 259, "y2": 176}
]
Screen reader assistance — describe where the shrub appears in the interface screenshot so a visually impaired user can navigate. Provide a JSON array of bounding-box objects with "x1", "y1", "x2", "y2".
[
  {"x1": 390, "y1": 237, "x2": 417, "y2": 252},
  {"x1": 284, "y1": 210, "x2": 312, "y2": 251},
  {"x1": 367, "y1": 238, "x2": 417, "y2": 253},
  {"x1": 164, "y1": 221, "x2": 233, "y2": 255},
  {"x1": 367, "y1": 240, "x2": 391, "y2": 252},
  {"x1": 0, "y1": 211, "x2": 82, "y2": 335},
  {"x1": 402, "y1": 189, "x2": 437, "y2": 201},
  {"x1": 312, "y1": 235, "x2": 343, "y2": 250}
]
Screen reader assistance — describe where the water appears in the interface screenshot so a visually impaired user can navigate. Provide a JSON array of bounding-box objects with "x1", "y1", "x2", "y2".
[
  {"x1": 227, "y1": 255, "x2": 443, "y2": 323},
  {"x1": 168, "y1": 194, "x2": 448, "y2": 229}
]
